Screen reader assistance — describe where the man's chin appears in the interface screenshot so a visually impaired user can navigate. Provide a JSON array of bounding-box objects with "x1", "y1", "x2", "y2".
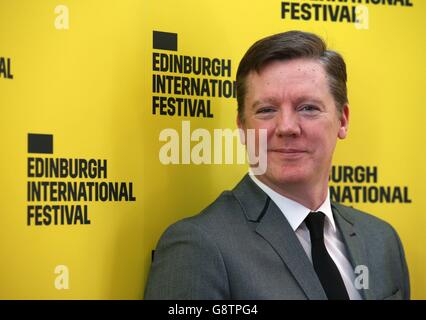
[
  {"x1": 274, "y1": 175, "x2": 308, "y2": 185},
  {"x1": 259, "y1": 170, "x2": 311, "y2": 188}
]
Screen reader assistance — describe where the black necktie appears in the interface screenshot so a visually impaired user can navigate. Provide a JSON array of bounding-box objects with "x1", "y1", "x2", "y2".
[{"x1": 305, "y1": 211, "x2": 350, "y2": 300}]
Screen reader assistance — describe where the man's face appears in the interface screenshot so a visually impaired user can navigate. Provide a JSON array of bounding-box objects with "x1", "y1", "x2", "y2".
[{"x1": 238, "y1": 58, "x2": 349, "y2": 191}]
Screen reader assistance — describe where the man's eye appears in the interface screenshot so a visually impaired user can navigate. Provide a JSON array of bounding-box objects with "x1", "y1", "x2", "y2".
[
  {"x1": 257, "y1": 107, "x2": 276, "y2": 114},
  {"x1": 300, "y1": 105, "x2": 319, "y2": 112}
]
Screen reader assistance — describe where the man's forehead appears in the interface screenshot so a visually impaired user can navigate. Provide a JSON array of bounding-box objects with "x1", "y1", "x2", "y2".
[
  {"x1": 253, "y1": 58, "x2": 326, "y2": 80},
  {"x1": 246, "y1": 59, "x2": 328, "y2": 95},
  {"x1": 244, "y1": 59, "x2": 333, "y2": 107}
]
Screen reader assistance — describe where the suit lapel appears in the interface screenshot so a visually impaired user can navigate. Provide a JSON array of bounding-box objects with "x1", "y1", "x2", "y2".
[
  {"x1": 233, "y1": 175, "x2": 327, "y2": 300},
  {"x1": 332, "y1": 203, "x2": 374, "y2": 300},
  {"x1": 256, "y1": 200, "x2": 327, "y2": 300}
]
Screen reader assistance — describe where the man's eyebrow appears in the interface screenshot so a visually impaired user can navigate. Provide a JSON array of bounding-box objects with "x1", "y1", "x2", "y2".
[
  {"x1": 251, "y1": 96, "x2": 326, "y2": 109},
  {"x1": 251, "y1": 98, "x2": 278, "y2": 109},
  {"x1": 294, "y1": 96, "x2": 326, "y2": 107}
]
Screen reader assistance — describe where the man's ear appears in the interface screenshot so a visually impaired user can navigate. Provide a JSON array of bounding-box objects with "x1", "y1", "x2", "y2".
[
  {"x1": 237, "y1": 114, "x2": 246, "y2": 145},
  {"x1": 338, "y1": 104, "x2": 349, "y2": 139},
  {"x1": 237, "y1": 114, "x2": 243, "y2": 129}
]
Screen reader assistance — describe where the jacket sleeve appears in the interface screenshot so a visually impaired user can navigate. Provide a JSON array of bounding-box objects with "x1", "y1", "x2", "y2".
[
  {"x1": 144, "y1": 220, "x2": 230, "y2": 299},
  {"x1": 391, "y1": 226, "x2": 411, "y2": 300}
]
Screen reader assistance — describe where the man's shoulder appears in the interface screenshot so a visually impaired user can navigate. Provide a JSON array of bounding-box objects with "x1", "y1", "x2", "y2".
[
  {"x1": 178, "y1": 190, "x2": 243, "y2": 228},
  {"x1": 155, "y1": 189, "x2": 248, "y2": 250},
  {"x1": 156, "y1": 174, "x2": 264, "y2": 246},
  {"x1": 170, "y1": 174, "x2": 262, "y2": 231},
  {"x1": 332, "y1": 201, "x2": 397, "y2": 234}
]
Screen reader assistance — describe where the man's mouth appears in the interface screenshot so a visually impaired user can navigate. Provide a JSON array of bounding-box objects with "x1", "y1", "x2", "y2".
[
  {"x1": 268, "y1": 148, "x2": 307, "y2": 158},
  {"x1": 269, "y1": 148, "x2": 306, "y2": 153}
]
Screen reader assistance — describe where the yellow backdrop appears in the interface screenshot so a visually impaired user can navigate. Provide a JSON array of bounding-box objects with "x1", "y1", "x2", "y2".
[{"x1": 0, "y1": 0, "x2": 424, "y2": 299}]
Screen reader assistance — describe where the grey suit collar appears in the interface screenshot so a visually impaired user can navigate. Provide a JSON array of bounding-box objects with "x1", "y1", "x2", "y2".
[
  {"x1": 233, "y1": 175, "x2": 327, "y2": 299},
  {"x1": 232, "y1": 174, "x2": 270, "y2": 222},
  {"x1": 232, "y1": 174, "x2": 372, "y2": 300},
  {"x1": 332, "y1": 203, "x2": 373, "y2": 300}
]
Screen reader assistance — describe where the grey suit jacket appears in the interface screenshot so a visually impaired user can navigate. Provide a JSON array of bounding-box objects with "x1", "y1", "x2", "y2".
[{"x1": 144, "y1": 174, "x2": 410, "y2": 300}]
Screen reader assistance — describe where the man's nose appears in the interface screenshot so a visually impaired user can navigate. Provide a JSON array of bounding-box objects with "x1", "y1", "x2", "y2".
[{"x1": 275, "y1": 110, "x2": 301, "y2": 137}]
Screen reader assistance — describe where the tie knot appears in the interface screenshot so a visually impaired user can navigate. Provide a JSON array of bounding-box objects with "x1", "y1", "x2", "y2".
[{"x1": 305, "y1": 211, "x2": 325, "y2": 240}]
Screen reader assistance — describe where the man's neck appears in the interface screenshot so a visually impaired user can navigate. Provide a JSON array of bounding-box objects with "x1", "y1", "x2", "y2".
[{"x1": 255, "y1": 175, "x2": 329, "y2": 211}]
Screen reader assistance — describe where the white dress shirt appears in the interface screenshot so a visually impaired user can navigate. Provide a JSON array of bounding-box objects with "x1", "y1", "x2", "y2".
[{"x1": 249, "y1": 173, "x2": 362, "y2": 300}]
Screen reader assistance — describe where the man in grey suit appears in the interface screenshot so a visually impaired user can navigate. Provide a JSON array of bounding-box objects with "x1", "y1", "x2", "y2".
[{"x1": 144, "y1": 31, "x2": 410, "y2": 300}]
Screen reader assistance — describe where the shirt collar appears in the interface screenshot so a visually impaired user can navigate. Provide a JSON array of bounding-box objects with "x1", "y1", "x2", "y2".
[{"x1": 249, "y1": 173, "x2": 337, "y2": 232}]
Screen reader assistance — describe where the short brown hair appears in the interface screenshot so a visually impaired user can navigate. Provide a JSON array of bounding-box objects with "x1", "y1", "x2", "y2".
[{"x1": 236, "y1": 30, "x2": 348, "y2": 120}]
